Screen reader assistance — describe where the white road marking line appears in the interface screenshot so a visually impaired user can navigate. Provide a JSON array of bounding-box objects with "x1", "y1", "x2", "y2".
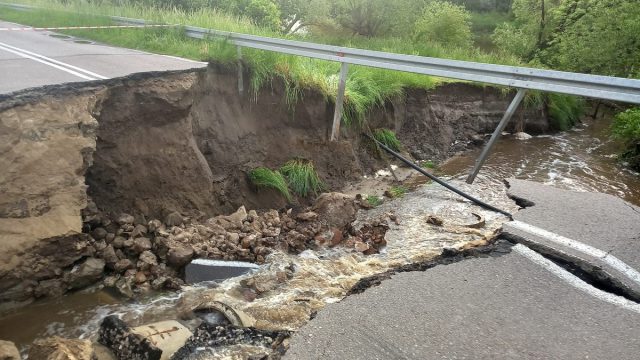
[
  {"x1": 513, "y1": 244, "x2": 640, "y2": 314},
  {"x1": 0, "y1": 41, "x2": 108, "y2": 79},
  {"x1": 0, "y1": 24, "x2": 173, "y2": 31},
  {"x1": 509, "y1": 220, "x2": 640, "y2": 286},
  {"x1": 0, "y1": 43, "x2": 96, "y2": 80}
]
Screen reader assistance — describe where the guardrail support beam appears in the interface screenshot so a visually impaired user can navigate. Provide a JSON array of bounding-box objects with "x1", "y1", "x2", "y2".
[
  {"x1": 466, "y1": 88, "x2": 527, "y2": 184},
  {"x1": 331, "y1": 62, "x2": 349, "y2": 141},
  {"x1": 237, "y1": 46, "x2": 244, "y2": 95}
]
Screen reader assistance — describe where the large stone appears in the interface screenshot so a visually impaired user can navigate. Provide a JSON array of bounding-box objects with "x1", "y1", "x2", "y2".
[
  {"x1": 116, "y1": 213, "x2": 135, "y2": 226},
  {"x1": 164, "y1": 212, "x2": 184, "y2": 227},
  {"x1": 66, "y1": 258, "x2": 105, "y2": 289},
  {"x1": 28, "y1": 336, "x2": 93, "y2": 360},
  {"x1": 185, "y1": 259, "x2": 260, "y2": 284},
  {"x1": 0, "y1": 340, "x2": 20, "y2": 360},
  {"x1": 167, "y1": 246, "x2": 194, "y2": 267},
  {"x1": 312, "y1": 192, "x2": 358, "y2": 229},
  {"x1": 132, "y1": 237, "x2": 152, "y2": 254}
]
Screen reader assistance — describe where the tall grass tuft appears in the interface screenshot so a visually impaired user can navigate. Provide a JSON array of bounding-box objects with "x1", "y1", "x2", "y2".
[
  {"x1": 249, "y1": 167, "x2": 292, "y2": 201},
  {"x1": 547, "y1": 94, "x2": 585, "y2": 131},
  {"x1": 373, "y1": 129, "x2": 402, "y2": 152},
  {"x1": 611, "y1": 107, "x2": 640, "y2": 170},
  {"x1": 279, "y1": 159, "x2": 325, "y2": 197}
]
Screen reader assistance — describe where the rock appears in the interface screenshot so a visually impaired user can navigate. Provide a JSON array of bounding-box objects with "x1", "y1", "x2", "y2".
[
  {"x1": 130, "y1": 224, "x2": 147, "y2": 238},
  {"x1": 116, "y1": 213, "x2": 135, "y2": 226},
  {"x1": 167, "y1": 245, "x2": 194, "y2": 267},
  {"x1": 354, "y1": 241, "x2": 370, "y2": 253},
  {"x1": 330, "y1": 228, "x2": 344, "y2": 247},
  {"x1": 134, "y1": 272, "x2": 147, "y2": 284},
  {"x1": 100, "y1": 245, "x2": 119, "y2": 268},
  {"x1": 35, "y1": 278, "x2": 65, "y2": 298},
  {"x1": 115, "y1": 277, "x2": 134, "y2": 298},
  {"x1": 296, "y1": 211, "x2": 318, "y2": 221},
  {"x1": 114, "y1": 259, "x2": 134, "y2": 273},
  {"x1": 147, "y1": 219, "x2": 162, "y2": 233},
  {"x1": 514, "y1": 132, "x2": 533, "y2": 140},
  {"x1": 426, "y1": 215, "x2": 444, "y2": 226},
  {"x1": 92, "y1": 227, "x2": 108, "y2": 240},
  {"x1": 105, "y1": 233, "x2": 115, "y2": 243},
  {"x1": 122, "y1": 239, "x2": 134, "y2": 248},
  {"x1": 28, "y1": 336, "x2": 93, "y2": 360},
  {"x1": 132, "y1": 237, "x2": 152, "y2": 254},
  {"x1": 138, "y1": 251, "x2": 158, "y2": 267},
  {"x1": 103, "y1": 275, "x2": 118, "y2": 288},
  {"x1": 313, "y1": 192, "x2": 358, "y2": 229},
  {"x1": 165, "y1": 211, "x2": 184, "y2": 227},
  {"x1": 66, "y1": 258, "x2": 105, "y2": 289},
  {"x1": 0, "y1": 340, "x2": 20, "y2": 360},
  {"x1": 111, "y1": 236, "x2": 125, "y2": 249},
  {"x1": 227, "y1": 232, "x2": 240, "y2": 244}
]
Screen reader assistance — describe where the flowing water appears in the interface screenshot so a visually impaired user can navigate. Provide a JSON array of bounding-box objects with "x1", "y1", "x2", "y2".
[
  {"x1": 441, "y1": 116, "x2": 640, "y2": 206},
  {"x1": 1, "y1": 115, "x2": 638, "y2": 357}
]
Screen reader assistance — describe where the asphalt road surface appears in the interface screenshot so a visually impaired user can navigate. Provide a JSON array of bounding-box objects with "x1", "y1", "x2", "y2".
[{"x1": 0, "y1": 20, "x2": 206, "y2": 94}]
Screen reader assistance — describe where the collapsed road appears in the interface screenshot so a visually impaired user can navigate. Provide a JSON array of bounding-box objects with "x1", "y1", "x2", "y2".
[{"x1": 286, "y1": 180, "x2": 640, "y2": 360}]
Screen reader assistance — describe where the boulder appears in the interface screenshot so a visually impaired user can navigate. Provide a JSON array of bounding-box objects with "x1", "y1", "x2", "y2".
[
  {"x1": 35, "y1": 278, "x2": 65, "y2": 298},
  {"x1": 138, "y1": 251, "x2": 158, "y2": 267},
  {"x1": 0, "y1": 340, "x2": 20, "y2": 360},
  {"x1": 116, "y1": 213, "x2": 135, "y2": 226},
  {"x1": 167, "y1": 245, "x2": 194, "y2": 267},
  {"x1": 113, "y1": 259, "x2": 134, "y2": 273},
  {"x1": 100, "y1": 245, "x2": 119, "y2": 268},
  {"x1": 296, "y1": 211, "x2": 318, "y2": 222},
  {"x1": 66, "y1": 258, "x2": 105, "y2": 289},
  {"x1": 312, "y1": 193, "x2": 358, "y2": 229},
  {"x1": 28, "y1": 336, "x2": 93, "y2": 360},
  {"x1": 132, "y1": 238, "x2": 152, "y2": 254},
  {"x1": 514, "y1": 132, "x2": 533, "y2": 140},
  {"x1": 164, "y1": 212, "x2": 184, "y2": 227}
]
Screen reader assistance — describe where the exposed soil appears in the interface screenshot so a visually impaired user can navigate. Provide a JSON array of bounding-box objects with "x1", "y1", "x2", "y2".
[{"x1": 0, "y1": 63, "x2": 549, "y2": 310}]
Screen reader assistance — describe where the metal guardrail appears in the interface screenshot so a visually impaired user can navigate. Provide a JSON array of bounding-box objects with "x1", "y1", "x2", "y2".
[{"x1": 3, "y1": 2, "x2": 640, "y2": 182}]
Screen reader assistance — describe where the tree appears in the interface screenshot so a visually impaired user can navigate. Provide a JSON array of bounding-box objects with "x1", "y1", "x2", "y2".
[
  {"x1": 413, "y1": 1, "x2": 473, "y2": 48},
  {"x1": 274, "y1": 0, "x2": 329, "y2": 33},
  {"x1": 329, "y1": 0, "x2": 401, "y2": 37},
  {"x1": 212, "y1": 0, "x2": 281, "y2": 29}
]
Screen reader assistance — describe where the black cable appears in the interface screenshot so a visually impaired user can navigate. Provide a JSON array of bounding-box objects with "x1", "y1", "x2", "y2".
[{"x1": 363, "y1": 133, "x2": 513, "y2": 220}]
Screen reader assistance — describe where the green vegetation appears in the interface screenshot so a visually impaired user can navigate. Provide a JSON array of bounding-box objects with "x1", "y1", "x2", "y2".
[
  {"x1": 279, "y1": 159, "x2": 325, "y2": 197},
  {"x1": 388, "y1": 185, "x2": 408, "y2": 198},
  {"x1": 372, "y1": 129, "x2": 402, "y2": 152},
  {"x1": 249, "y1": 167, "x2": 292, "y2": 201},
  {"x1": 611, "y1": 108, "x2": 640, "y2": 171},
  {"x1": 421, "y1": 160, "x2": 437, "y2": 169},
  {"x1": 366, "y1": 195, "x2": 383, "y2": 207},
  {"x1": 413, "y1": 1, "x2": 473, "y2": 49},
  {"x1": 547, "y1": 94, "x2": 585, "y2": 131}
]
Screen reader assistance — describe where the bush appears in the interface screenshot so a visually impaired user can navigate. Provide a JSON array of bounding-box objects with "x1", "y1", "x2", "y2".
[
  {"x1": 388, "y1": 185, "x2": 408, "y2": 198},
  {"x1": 279, "y1": 159, "x2": 325, "y2": 197},
  {"x1": 366, "y1": 195, "x2": 383, "y2": 207},
  {"x1": 249, "y1": 167, "x2": 292, "y2": 201},
  {"x1": 372, "y1": 129, "x2": 402, "y2": 152},
  {"x1": 413, "y1": 1, "x2": 473, "y2": 49},
  {"x1": 612, "y1": 108, "x2": 640, "y2": 170}
]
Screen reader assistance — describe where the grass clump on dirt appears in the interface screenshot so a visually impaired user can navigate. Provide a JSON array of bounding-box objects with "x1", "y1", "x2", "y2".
[
  {"x1": 372, "y1": 129, "x2": 402, "y2": 152},
  {"x1": 421, "y1": 160, "x2": 437, "y2": 169},
  {"x1": 279, "y1": 159, "x2": 325, "y2": 198},
  {"x1": 249, "y1": 167, "x2": 292, "y2": 202},
  {"x1": 365, "y1": 195, "x2": 383, "y2": 207},
  {"x1": 387, "y1": 185, "x2": 408, "y2": 198}
]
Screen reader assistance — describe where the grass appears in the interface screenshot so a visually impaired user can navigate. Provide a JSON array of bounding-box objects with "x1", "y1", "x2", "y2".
[
  {"x1": 279, "y1": 159, "x2": 325, "y2": 197},
  {"x1": 1, "y1": 0, "x2": 528, "y2": 128},
  {"x1": 387, "y1": 185, "x2": 408, "y2": 198},
  {"x1": 372, "y1": 129, "x2": 402, "y2": 152},
  {"x1": 547, "y1": 94, "x2": 585, "y2": 131},
  {"x1": 249, "y1": 167, "x2": 292, "y2": 201},
  {"x1": 421, "y1": 160, "x2": 437, "y2": 169},
  {"x1": 366, "y1": 195, "x2": 383, "y2": 207}
]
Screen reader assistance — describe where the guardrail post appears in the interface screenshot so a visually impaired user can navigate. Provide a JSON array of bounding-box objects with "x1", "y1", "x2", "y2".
[
  {"x1": 237, "y1": 46, "x2": 244, "y2": 95},
  {"x1": 331, "y1": 62, "x2": 349, "y2": 141},
  {"x1": 466, "y1": 88, "x2": 527, "y2": 184}
]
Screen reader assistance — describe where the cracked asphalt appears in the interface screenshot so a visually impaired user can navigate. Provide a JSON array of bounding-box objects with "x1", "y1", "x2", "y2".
[{"x1": 285, "y1": 180, "x2": 640, "y2": 359}]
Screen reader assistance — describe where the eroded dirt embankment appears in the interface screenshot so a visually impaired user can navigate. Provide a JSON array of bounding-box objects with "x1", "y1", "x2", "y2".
[{"x1": 0, "y1": 64, "x2": 548, "y2": 307}]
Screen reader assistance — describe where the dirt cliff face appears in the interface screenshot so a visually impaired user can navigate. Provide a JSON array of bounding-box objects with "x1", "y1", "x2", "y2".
[
  {"x1": 0, "y1": 90, "x2": 101, "y2": 278},
  {"x1": 0, "y1": 64, "x2": 548, "y2": 306}
]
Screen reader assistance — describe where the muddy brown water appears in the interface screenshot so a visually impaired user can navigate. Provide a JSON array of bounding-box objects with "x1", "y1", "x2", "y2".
[
  {"x1": 441, "y1": 116, "x2": 640, "y2": 206},
  {"x1": 1, "y1": 115, "x2": 638, "y2": 357}
]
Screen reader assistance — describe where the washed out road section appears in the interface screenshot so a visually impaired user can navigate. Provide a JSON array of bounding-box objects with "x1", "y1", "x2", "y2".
[
  {"x1": 0, "y1": 20, "x2": 205, "y2": 93},
  {"x1": 285, "y1": 246, "x2": 640, "y2": 360}
]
